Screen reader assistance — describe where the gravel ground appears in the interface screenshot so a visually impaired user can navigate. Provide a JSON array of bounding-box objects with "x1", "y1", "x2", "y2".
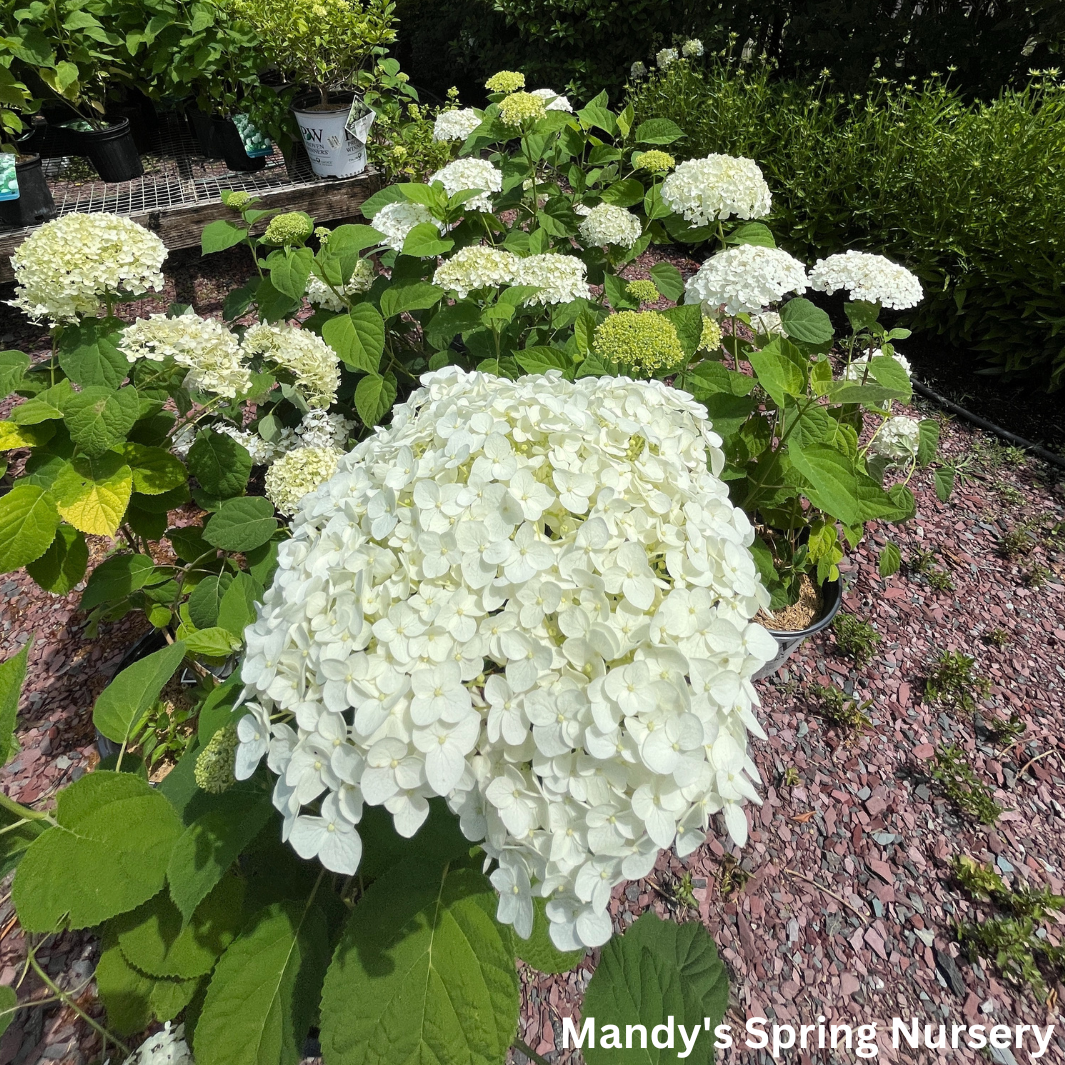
[{"x1": 3, "y1": 247, "x2": 1065, "y2": 1064}]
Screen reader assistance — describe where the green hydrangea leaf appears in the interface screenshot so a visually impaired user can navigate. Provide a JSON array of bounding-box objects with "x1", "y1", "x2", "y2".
[
  {"x1": 0, "y1": 483, "x2": 60, "y2": 572},
  {"x1": 64, "y1": 385, "x2": 141, "y2": 457},
  {"x1": 113, "y1": 443, "x2": 187, "y2": 495},
  {"x1": 216, "y1": 572, "x2": 261, "y2": 637},
  {"x1": 878, "y1": 541, "x2": 902, "y2": 578},
  {"x1": 188, "y1": 574, "x2": 234, "y2": 630},
  {"x1": 319, "y1": 860, "x2": 519, "y2": 1065},
  {"x1": 203, "y1": 497, "x2": 278, "y2": 552},
  {"x1": 0, "y1": 983, "x2": 16, "y2": 1038},
  {"x1": 188, "y1": 429, "x2": 252, "y2": 499},
  {"x1": 354, "y1": 371, "x2": 397, "y2": 429},
  {"x1": 322, "y1": 304, "x2": 385, "y2": 374},
  {"x1": 0, "y1": 641, "x2": 29, "y2": 767},
  {"x1": 58, "y1": 318, "x2": 129, "y2": 389},
  {"x1": 515, "y1": 898, "x2": 585, "y2": 974},
  {"x1": 80, "y1": 552, "x2": 157, "y2": 610},
  {"x1": 51, "y1": 452, "x2": 133, "y2": 537},
  {"x1": 92, "y1": 640, "x2": 187, "y2": 746},
  {"x1": 26, "y1": 524, "x2": 88, "y2": 594},
  {"x1": 12, "y1": 771, "x2": 183, "y2": 931}
]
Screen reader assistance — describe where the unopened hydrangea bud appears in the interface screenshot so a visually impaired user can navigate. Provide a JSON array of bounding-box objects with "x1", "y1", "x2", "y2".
[
  {"x1": 195, "y1": 724, "x2": 239, "y2": 794},
  {"x1": 226, "y1": 191, "x2": 254, "y2": 212},
  {"x1": 634, "y1": 149, "x2": 675, "y2": 173},
  {"x1": 626, "y1": 279, "x2": 659, "y2": 304},
  {"x1": 265, "y1": 445, "x2": 342, "y2": 515},
  {"x1": 593, "y1": 311, "x2": 685, "y2": 375},
  {"x1": 314, "y1": 226, "x2": 332, "y2": 244},
  {"x1": 499, "y1": 91, "x2": 547, "y2": 128},
  {"x1": 263, "y1": 212, "x2": 314, "y2": 247},
  {"x1": 698, "y1": 315, "x2": 723, "y2": 352},
  {"x1": 485, "y1": 70, "x2": 525, "y2": 93}
]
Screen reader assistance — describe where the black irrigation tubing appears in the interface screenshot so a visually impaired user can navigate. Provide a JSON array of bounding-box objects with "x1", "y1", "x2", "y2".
[{"x1": 910, "y1": 378, "x2": 1065, "y2": 471}]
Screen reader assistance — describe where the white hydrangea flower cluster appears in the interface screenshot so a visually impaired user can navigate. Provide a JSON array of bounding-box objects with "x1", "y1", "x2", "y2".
[
  {"x1": 428, "y1": 158, "x2": 503, "y2": 212},
  {"x1": 295, "y1": 408, "x2": 354, "y2": 450},
  {"x1": 748, "y1": 310, "x2": 784, "y2": 337},
  {"x1": 661, "y1": 155, "x2": 772, "y2": 226},
  {"x1": 265, "y1": 445, "x2": 342, "y2": 515},
  {"x1": 304, "y1": 259, "x2": 374, "y2": 311},
  {"x1": 122, "y1": 1022, "x2": 193, "y2": 1065},
  {"x1": 242, "y1": 322, "x2": 340, "y2": 409},
  {"x1": 808, "y1": 251, "x2": 923, "y2": 309},
  {"x1": 237, "y1": 367, "x2": 777, "y2": 950},
  {"x1": 630, "y1": 61, "x2": 647, "y2": 79},
  {"x1": 215, "y1": 422, "x2": 288, "y2": 465},
  {"x1": 870, "y1": 415, "x2": 921, "y2": 465},
  {"x1": 433, "y1": 108, "x2": 483, "y2": 142},
  {"x1": 9, "y1": 213, "x2": 167, "y2": 324},
  {"x1": 531, "y1": 88, "x2": 573, "y2": 112},
  {"x1": 212, "y1": 409, "x2": 352, "y2": 467},
  {"x1": 433, "y1": 246, "x2": 519, "y2": 299},
  {"x1": 120, "y1": 310, "x2": 251, "y2": 398},
  {"x1": 682, "y1": 38, "x2": 705, "y2": 57},
  {"x1": 684, "y1": 245, "x2": 808, "y2": 316},
  {"x1": 657, "y1": 48, "x2": 678, "y2": 69},
  {"x1": 515, "y1": 253, "x2": 590, "y2": 305},
  {"x1": 578, "y1": 203, "x2": 643, "y2": 249},
  {"x1": 371, "y1": 202, "x2": 446, "y2": 252},
  {"x1": 844, "y1": 348, "x2": 913, "y2": 382}
]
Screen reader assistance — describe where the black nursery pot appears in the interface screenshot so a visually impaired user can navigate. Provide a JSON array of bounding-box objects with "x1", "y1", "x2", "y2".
[
  {"x1": 186, "y1": 105, "x2": 222, "y2": 158},
  {"x1": 751, "y1": 576, "x2": 844, "y2": 681},
  {"x1": 212, "y1": 115, "x2": 266, "y2": 172},
  {"x1": 72, "y1": 118, "x2": 144, "y2": 182},
  {"x1": 0, "y1": 155, "x2": 56, "y2": 228}
]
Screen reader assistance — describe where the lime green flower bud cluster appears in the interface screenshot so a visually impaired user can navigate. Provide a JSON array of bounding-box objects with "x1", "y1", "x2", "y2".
[
  {"x1": 499, "y1": 91, "x2": 547, "y2": 128},
  {"x1": 195, "y1": 724, "x2": 239, "y2": 794},
  {"x1": 634, "y1": 150, "x2": 675, "y2": 173},
  {"x1": 698, "y1": 315, "x2": 723, "y2": 352},
  {"x1": 486, "y1": 71, "x2": 525, "y2": 93},
  {"x1": 626, "y1": 279, "x2": 659, "y2": 304},
  {"x1": 263, "y1": 212, "x2": 314, "y2": 247},
  {"x1": 593, "y1": 311, "x2": 685, "y2": 375},
  {"x1": 225, "y1": 191, "x2": 254, "y2": 212}
]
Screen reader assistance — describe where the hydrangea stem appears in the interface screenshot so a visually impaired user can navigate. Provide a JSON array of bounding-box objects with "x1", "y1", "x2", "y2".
[{"x1": 512, "y1": 1037, "x2": 553, "y2": 1065}]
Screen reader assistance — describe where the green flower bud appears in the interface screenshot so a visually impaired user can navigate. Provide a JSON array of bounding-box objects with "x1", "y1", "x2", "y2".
[
  {"x1": 698, "y1": 315, "x2": 723, "y2": 352},
  {"x1": 263, "y1": 212, "x2": 314, "y2": 247},
  {"x1": 499, "y1": 91, "x2": 547, "y2": 128},
  {"x1": 194, "y1": 723, "x2": 239, "y2": 794},
  {"x1": 485, "y1": 71, "x2": 526, "y2": 93},
  {"x1": 593, "y1": 311, "x2": 685, "y2": 376},
  {"x1": 634, "y1": 150, "x2": 676, "y2": 174},
  {"x1": 626, "y1": 279, "x2": 660, "y2": 304}
]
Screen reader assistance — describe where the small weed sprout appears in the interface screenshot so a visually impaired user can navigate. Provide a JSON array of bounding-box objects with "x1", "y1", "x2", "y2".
[
  {"x1": 925, "y1": 650, "x2": 990, "y2": 713},
  {"x1": 675, "y1": 870, "x2": 699, "y2": 910},
  {"x1": 809, "y1": 683, "x2": 872, "y2": 733},
  {"x1": 981, "y1": 713, "x2": 1026, "y2": 744},
  {"x1": 832, "y1": 612, "x2": 880, "y2": 667},
  {"x1": 931, "y1": 745, "x2": 1003, "y2": 823},
  {"x1": 983, "y1": 627, "x2": 1011, "y2": 648},
  {"x1": 718, "y1": 853, "x2": 751, "y2": 898},
  {"x1": 781, "y1": 767, "x2": 801, "y2": 787},
  {"x1": 908, "y1": 548, "x2": 954, "y2": 590},
  {"x1": 925, "y1": 568, "x2": 956, "y2": 592},
  {"x1": 994, "y1": 481, "x2": 1025, "y2": 506},
  {"x1": 1026, "y1": 564, "x2": 1052, "y2": 589},
  {"x1": 999, "y1": 524, "x2": 1033, "y2": 560}
]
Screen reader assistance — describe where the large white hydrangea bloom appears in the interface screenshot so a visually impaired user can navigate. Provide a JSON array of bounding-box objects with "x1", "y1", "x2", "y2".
[
  {"x1": 530, "y1": 88, "x2": 573, "y2": 112},
  {"x1": 241, "y1": 322, "x2": 340, "y2": 409},
  {"x1": 578, "y1": 203, "x2": 643, "y2": 249},
  {"x1": 433, "y1": 108, "x2": 483, "y2": 142},
  {"x1": 808, "y1": 250, "x2": 923, "y2": 309},
  {"x1": 684, "y1": 245, "x2": 808, "y2": 316},
  {"x1": 514, "y1": 253, "x2": 591, "y2": 305},
  {"x1": 10, "y1": 212, "x2": 167, "y2": 324},
  {"x1": 434, "y1": 246, "x2": 519, "y2": 298},
  {"x1": 870, "y1": 415, "x2": 921, "y2": 465},
  {"x1": 371, "y1": 201, "x2": 445, "y2": 252},
  {"x1": 237, "y1": 368, "x2": 777, "y2": 950},
  {"x1": 428, "y1": 158, "x2": 503, "y2": 212},
  {"x1": 661, "y1": 155, "x2": 772, "y2": 226}
]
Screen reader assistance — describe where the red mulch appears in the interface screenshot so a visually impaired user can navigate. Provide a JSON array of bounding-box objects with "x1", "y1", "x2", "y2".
[{"x1": 2, "y1": 245, "x2": 1065, "y2": 1065}]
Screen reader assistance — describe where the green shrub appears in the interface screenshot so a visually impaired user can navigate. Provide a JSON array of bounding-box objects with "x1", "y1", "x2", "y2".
[{"x1": 630, "y1": 61, "x2": 1065, "y2": 386}]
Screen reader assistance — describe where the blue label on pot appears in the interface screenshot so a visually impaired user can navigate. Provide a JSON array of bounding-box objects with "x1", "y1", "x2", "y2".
[
  {"x1": 0, "y1": 153, "x2": 19, "y2": 202},
  {"x1": 233, "y1": 113, "x2": 272, "y2": 158}
]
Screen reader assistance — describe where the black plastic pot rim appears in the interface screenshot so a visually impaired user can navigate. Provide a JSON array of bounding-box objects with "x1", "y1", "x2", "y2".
[{"x1": 763, "y1": 575, "x2": 843, "y2": 639}]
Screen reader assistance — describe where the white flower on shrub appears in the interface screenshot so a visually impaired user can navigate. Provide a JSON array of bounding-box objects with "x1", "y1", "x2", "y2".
[
  {"x1": 630, "y1": 61, "x2": 647, "y2": 79},
  {"x1": 215, "y1": 423, "x2": 291, "y2": 465},
  {"x1": 123, "y1": 1022, "x2": 192, "y2": 1065},
  {"x1": 432, "y1": 108, "x2": 482, "y2": 142},
  {"x1": 808, "y1": 250, "x2": 923, "y2": 309},
  {"x1": 242, "y1": 321, "x2": 340, "y2": 409},
  {"x1": 304, "y1": 258, "x2": 374, "y2": 311},
  {"x1": 371, "y1": 201, "x2": 445, "y2": 252},
  {"x1": 120, "y1": 310, "x2": 251, "y2": 399},
  {"x1": 870, "y1": 415, "x2": 921, "y2": 465},
  {"x1": 428, "y1": 158, "x2": 503, "y2": 212},
  {"x1": 515, "y1": 253, "x2": 591, "y2": 305},
  {"x1": 682, "y1": 39, "x2": 705, "y2": 57},
  {"x1": 578, "y1": 203, "x2": 643, "y2": 249},
  {"x1": 264, "y1": 444, "x2": 342, "y2": 515},
  {"x1": 10, "y1": 212, "x2": 166, "y2": 324},
  {"x1": 531, "y1": 88, "x2": 573, "y2": 112},
  {"x1": 657, "y1": 47, "x2": 678, "y2": 69},
  {"x1": 844, "y1": 348, "x2": 913, "y2": 407},
  {"x1": 237, "y1": 367, "x2": 777, "y2": 951},
  {"x1": 749, "y1": 310, "x2": 784, "y2": 337},
  {"x1": 661, "y1": 154, "x2": 772, "y2": 225},
  {"x1": 433, "y1": 245, "x2": 520, "y2": 298},
  {"x1": 684, "y1": 245, "x2": 808, "y2": 315},
  {"x1": 295, "y1": 409, "x2": 353, "y2": 450}
]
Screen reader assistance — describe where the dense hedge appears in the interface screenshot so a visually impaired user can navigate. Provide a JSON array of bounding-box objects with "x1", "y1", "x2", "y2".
[
  {"x1": 395, "y1": 0, "x2": 1065, "y2": 102},
  {"x1": 630, "y1": 62, "x2": 1065, "y2": 387}
]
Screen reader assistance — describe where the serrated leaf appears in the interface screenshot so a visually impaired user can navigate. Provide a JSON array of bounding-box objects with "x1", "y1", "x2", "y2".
[
  {"x1": 64, "y1": 386, "x2": 141, "y2": 456},
  {"x1": 359, "y1": 184, "x2": 408, "y2": 219},
  {"x1": 747, "y1": 337, "x2": 805, "y2": 406},
  {"x1": 917, "y1": 419, "x2": 940, "y2": 467},
  {"x1": 80, "y1": 553, "x2": 157, "y2": 610},
  {"x1": 0, "y1": 984, "x2": 16, "y2": 1038},
  {"x1": 725, "y1": 221, "x2": 776, "y2": 249},
  {"x1": 180, "y1": 626, "x2": 241, "y2": 658},
  {"x1": 380, "y1": 281, "x2": 444, "y2": 319},
  {"x1": 355, "y1": 372, "x2": 397, "y2": 428},
  {"x1": 320, "y1": 860, "x2": 519, "y2": 1065},
  {"x1": 8, "y1": 397, "x2": 65, "y2": 425},
  {"x1": 582, "y1": 914, "x2": 729, "y2": 1065},
  {"x1": 113, "y1": 443, "x2": 187, "y2": 495},
  {"x1": 96, "y1": 935, "x2": 201, "y2": 1036},
  {"x1": 268, "y1": 246, "x2": 314, "y2": 301},
  {"x1": 93, "y1": 640, "x2": 187, "y2": 746},
  {"x1": 515, "y1": 346, "x2": 571, "y2": 376},
  {"x1": 0, "y1": 483, "x2": 59, "y2": 571},
  {"x1": 866, "y1": 354, "x2": 912, "y2": 401},
  {"x1": 58, "y1": 318, "x2": 128, "y2": 388},
  {"x1": 0, "y1": 350, "x2": 30, "y2": 398},
  {"x1": 322, "y1": 304, "x2": 385, "y2": 374},
  {"x1": 702, "y1": 393, "x2": 759, "y2": 436},
  {"x1": 634, "y1": 117, "x2": 683, "y2": 145},
  {"x1": 216, "y1": 572, "x2": 260, "y2": 636},
  {"x1": 657, "y1": 304, "x2": 703, "y2": 358},
  {"x1": 115, "y1": 875, "x2": 244, "y2": 979},
  {"x1": 188, "y1": 574, "x2": 234, "y2": 629},
  {"x1": 0, "y1": 420, "x2": 53, "y2": 450},
  {"x1": 779, "y1": 297, "x2": 833, "y2": 345},
  {"x1": 935, "y1": 466, "x2": 955, "y2": 502},
  {"x1": 26, "y1": 524, "x2": 87, "y2": 595},
  {"x1": 188, "y1": 429, "x2": 252, "y2": 499},
  {"x1": 12, "y1": 772, "x2": 183, "y2": 931},
  {"x1": 201, "y1": 219, "x2": 248, "y2": 255},
  {"x1": 0, "y1": 791, "x2": 48, "y2": 880},
  {"x1": 789, "y1": 442, "x2": 901, "y2": 526},
  {"x1": 0, "y1": 642, "x2": 29, "y2": 767},
  {"x1": 600, "y1": 177, "x2": 644, "y2": 208},
  {"x1": 425, "y1": 301, "x2": 481, "y2": 349},
  {"x1": 401, "y1": 223, "x2": 454, "y2": 259},
  {"x1": 51, "y1": 452, "x2": 132, "y2": 536},
  {"x1": 515, "y1": 898, "x2": 585, "y2": 974},
  {"x1": 204, "y1": 497, "x2": 277, "y2": 552},
  {"x1": 168, "y1": 792, "x2": 272, "y2": 923},
  {"x1": 648, "y1": 262, "x2": 683, "y2": 301},
  {"x1": 195, "y1": 900, "x2": 330, "y2": 1065},
  {"x1": 878, "y1": 541, "x2": 902, "y2": 578}
]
